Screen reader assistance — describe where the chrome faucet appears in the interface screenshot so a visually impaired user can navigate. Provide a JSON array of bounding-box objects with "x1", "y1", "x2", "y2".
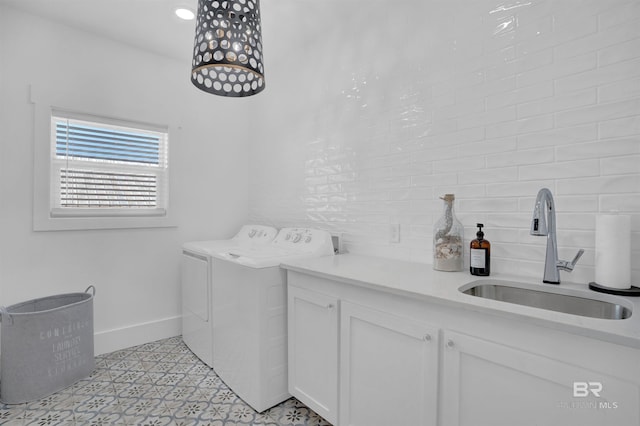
[{"x1": 530, "y1": 188, "x2": 584, "y2": 284}]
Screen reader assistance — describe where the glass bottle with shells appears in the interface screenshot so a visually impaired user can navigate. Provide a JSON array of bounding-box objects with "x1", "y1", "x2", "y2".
[{"x1": 433, "y1": 194, "x2": 464, "y2": 271}]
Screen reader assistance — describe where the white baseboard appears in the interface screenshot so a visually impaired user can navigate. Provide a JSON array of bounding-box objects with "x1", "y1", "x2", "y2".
[{"x1": 94, "y1": 315, "x2": 182, "y2": 355}]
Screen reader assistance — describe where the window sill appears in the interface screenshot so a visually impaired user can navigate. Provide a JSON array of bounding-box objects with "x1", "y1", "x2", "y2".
[
  {"x1": 34, "y1": 210, "x2": 177, "y2": 232},
  {"x1": 50, "y1": 208, "x2": 167, "y2": 218}
]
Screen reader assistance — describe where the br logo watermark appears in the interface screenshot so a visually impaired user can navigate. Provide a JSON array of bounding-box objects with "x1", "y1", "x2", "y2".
[
  {"x1": 573, "y1": 381, "x2": 602, "y2": 397},
  {"x1": 557, "y1": 381, "x2": 619, "y2": 410}
]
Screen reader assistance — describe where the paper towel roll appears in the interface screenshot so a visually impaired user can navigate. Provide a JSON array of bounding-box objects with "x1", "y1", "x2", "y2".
[{"x1": 595, "y1": 214, "x2": 631, "y2": 289}]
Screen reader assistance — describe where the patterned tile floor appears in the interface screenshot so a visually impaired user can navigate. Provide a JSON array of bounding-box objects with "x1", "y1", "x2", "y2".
[{"x1": 0, "y1": 336, "x2": 331, "y2": 426}]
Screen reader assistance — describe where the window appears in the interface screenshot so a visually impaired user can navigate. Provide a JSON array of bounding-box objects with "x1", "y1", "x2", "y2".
[
  {"x1": 31, "y1": 85, "x2": 176, "y2": 231},
  {"x1": 51, "y1": 112, "x2": 169, "y2": 217}
]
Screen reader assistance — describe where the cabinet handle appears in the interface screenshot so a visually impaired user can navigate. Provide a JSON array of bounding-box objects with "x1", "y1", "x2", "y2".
[
  {"x1": 423, "y1": 334, "x2": 431, "y2": 342},
  {"x1": 446, "y1": 339, "x2": 455, "y2": 348}
]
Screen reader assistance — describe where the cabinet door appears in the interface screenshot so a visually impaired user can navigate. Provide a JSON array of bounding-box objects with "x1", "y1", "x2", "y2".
[
  {"x1": 441, "y1": 330, "x2": 640, "y2": 426},
  {"x1": 288, "y1": 285, "x2": 339, "y2": 425},
  {"x1": 340, "y1": 301, "x2": 439, "y2": 426}
]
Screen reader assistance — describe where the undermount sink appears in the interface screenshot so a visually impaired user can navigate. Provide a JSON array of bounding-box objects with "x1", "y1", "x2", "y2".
[{"x1": 460, "y1": 281, "x2": 632, "y2": 320}]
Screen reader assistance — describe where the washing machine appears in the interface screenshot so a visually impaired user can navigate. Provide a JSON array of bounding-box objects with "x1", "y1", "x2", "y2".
[
  {"x1": 181, "y1": 225, "x2": 277, "y2": 367},
  {"x1": 210, "y1": 228, "x2": 335, "y2": 412}
]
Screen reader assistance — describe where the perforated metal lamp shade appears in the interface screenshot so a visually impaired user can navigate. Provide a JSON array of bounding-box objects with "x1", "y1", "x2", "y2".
[{"x1": 191, "y1": 0, "x2": 265, "y2": 97}]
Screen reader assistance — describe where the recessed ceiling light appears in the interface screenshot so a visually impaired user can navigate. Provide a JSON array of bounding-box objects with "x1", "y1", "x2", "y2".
[{"x1": 175, "y1": 8, "x2": 195, "y2": 20}]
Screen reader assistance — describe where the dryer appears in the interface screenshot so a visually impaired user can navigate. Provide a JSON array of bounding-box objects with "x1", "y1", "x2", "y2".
[
  {"x1": 210, "y1": 228, "x2": 335, "y2": 412},
  {"x1": 181, "y1": 225, "x2": 277, "y2": 367}
]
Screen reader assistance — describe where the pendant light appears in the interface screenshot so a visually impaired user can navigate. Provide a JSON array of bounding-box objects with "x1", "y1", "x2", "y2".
[{"x1": 191, "y1": 0, "x2": 265, "y2": 97}]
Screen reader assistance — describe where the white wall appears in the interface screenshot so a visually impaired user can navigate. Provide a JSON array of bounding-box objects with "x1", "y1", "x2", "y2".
[
  {"x1": 0, "y1": 6, "x2": 250, "y2": 354},
  {"x1": 251, "y1": 0, "x2": 640, "y2": 285}
]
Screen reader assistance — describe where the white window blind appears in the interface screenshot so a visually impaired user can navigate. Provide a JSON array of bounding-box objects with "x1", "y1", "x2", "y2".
[{"x1": 51, "y1": 112, "x2": 169, "y2": 217}]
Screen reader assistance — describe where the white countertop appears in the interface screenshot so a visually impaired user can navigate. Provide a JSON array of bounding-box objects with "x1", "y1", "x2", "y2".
[{"x1": 281, "y1": 254, "x2": 640, "y2": 349}]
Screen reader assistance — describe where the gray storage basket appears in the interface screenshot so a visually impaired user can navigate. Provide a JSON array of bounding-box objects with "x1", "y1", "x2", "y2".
[{"x1": 0, "y1": 286, "x2": 96, "y2": 404}]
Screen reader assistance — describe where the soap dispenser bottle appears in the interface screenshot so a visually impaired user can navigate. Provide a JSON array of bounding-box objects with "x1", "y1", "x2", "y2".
[{"x1": 470, "y1": 223, "x2": 490, "y2": 276}]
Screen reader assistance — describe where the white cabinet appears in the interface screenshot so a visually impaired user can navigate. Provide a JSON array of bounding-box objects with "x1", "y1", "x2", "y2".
[
  {"x1": 339, "y1": 301, "x2": 439, "y2": 426},
  {"x1": 287, "y1": 285, "x2": 339, "y2": 425},
  {"x1": 441, "y1": 330, "x2": 640, "y2": 426},
  {"x1": 286, "y1": 268, "x2": 640, "y2": 426}
]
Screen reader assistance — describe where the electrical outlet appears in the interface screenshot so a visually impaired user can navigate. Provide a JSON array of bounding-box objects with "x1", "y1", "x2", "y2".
[
  {"x1": 331, "y1": 234, "x2": 342, "y2": 254},
  {"x1": 390, "y1": 223, "x2": 400, "y2": 243}
]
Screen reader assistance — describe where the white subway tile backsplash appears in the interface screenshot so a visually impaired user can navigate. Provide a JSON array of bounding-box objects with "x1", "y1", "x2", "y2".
[
  {"x1": 433, "y1": 98, "x2": 484, "y2": 122},
  {"x1": 420, "y1": 126, "x2": 485, "y2": 149},
  {"x1": 551, "y1": 6, "x2": 599, "y2": 41},
  {"x1": 516, "y1": 52, "x2": 597, "y2": 88},
  {"x1": 517, "y1": 124, "x2": 597, "y2": 148},
  {"x1": 601, "y1": 155, "x2": 640, "y2": 175},
  {"x1": 368, "y1": 176, "x2": 412, "y2": 190},
  {"x1": 404, "y1": 187, "x2": 433, "y2": 201},
  {"x1": 516, "y1": 113, "x2": 556, "y2": 134},
  {"x1": 249, "y1": 0, "x2": 640, "y2": 279},
  {"x1": 327, "y1": 172, "x2": 356, "y2": 183},
  {"x1": 433, "y1": 184, "x2": 487, "y2": 200},
  {"x1": 484, "y1": 226, "x2": 520, "y2": 244},
  {"x1": 459, "y1": 166, "x2": 518, "y2": 185},
  {"x1": 460, "y1": 137, "x2": 517, "y2": 157},
  {"x1": 519, "y1": 159, "x2": 600, "y2": 181},
  {"x1": 517, "y1": 88, "x2": 597, "y2": 119},
  {"x1": 432, "y1": 156, "x2": 483, "y2": 174},
  {"x1": 304, "y1": 176, "x2": 328, "y2": 186},
  {"x1": 458, "y1": 198, "x2": 519, "y2": 213},
  {"x1": 459, "y1": 105, "x2": 517, "y2": 129},
  {"x1": 493, "y1": 241, "x2": 546, "y2": 262},
  {"x1": 485, "y1": 179, "x2": 555, "y2": 198},
  {"x1": 486, "y1": 147, "x2": 554, "y2": 168},
  {"x1": 458, "y1": 76, "x2": 516, "y2": 107},
  {"x1": 411, "y1": 146, "x2": 458, "y2": 163},
  {"x1": 555, "y1": 98, "x2": 640, "y2": 128},
  {"x1": 555, "y1": 58, "x2": 640, "y2": 95},
  {"x1": 514, "y1": 13, "x2": 553, "y2": 43},
  {"x1": 598, "y1": 37, "x2": 640, "y2": 67},
  {"x1": 370, "y1": 152, "x2": 415, "y2": 169},
  {"x1": 600, "y1": 194, "x2": 640, "y2": 212},
  {"x1": 487, "y1": 114, "x2": 554, "y2": 140},
  {"x1": 599, "y1": 76, "x2": 640, "y2": 103},
  {"x1": 557, "y1": 175, "x2": 640, "y2": 195},
  {"x1": 598, "y1": 1, "x2": 640, "y2": 29},
  {"x1": 411, "y1": 173, "x2": 458, "y2": 188},
  {"x1": 547, "y1": 195, "x2": 599, "y2": 213},
  {"x1": 486, "y1": 81, "x2": 553, "y2": 111},
  {"x1": 487, "y1": 49, "x2": 554, "y2": 83},
  {"x1": 556, "y1": 139, "x2": 640, "y2": 161},
  {"x1": 555, "y1": 213, "x2": 597, "y2": 231},
  {"x1": 554, "y1": 14, "x2": 640, "y2": 59},
  {"x1": 599, "y1": 116, "x2": 640, "y2": 138},
  {"x1": 556, "y1": 230, "x2": 595, "y2": 249}
]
